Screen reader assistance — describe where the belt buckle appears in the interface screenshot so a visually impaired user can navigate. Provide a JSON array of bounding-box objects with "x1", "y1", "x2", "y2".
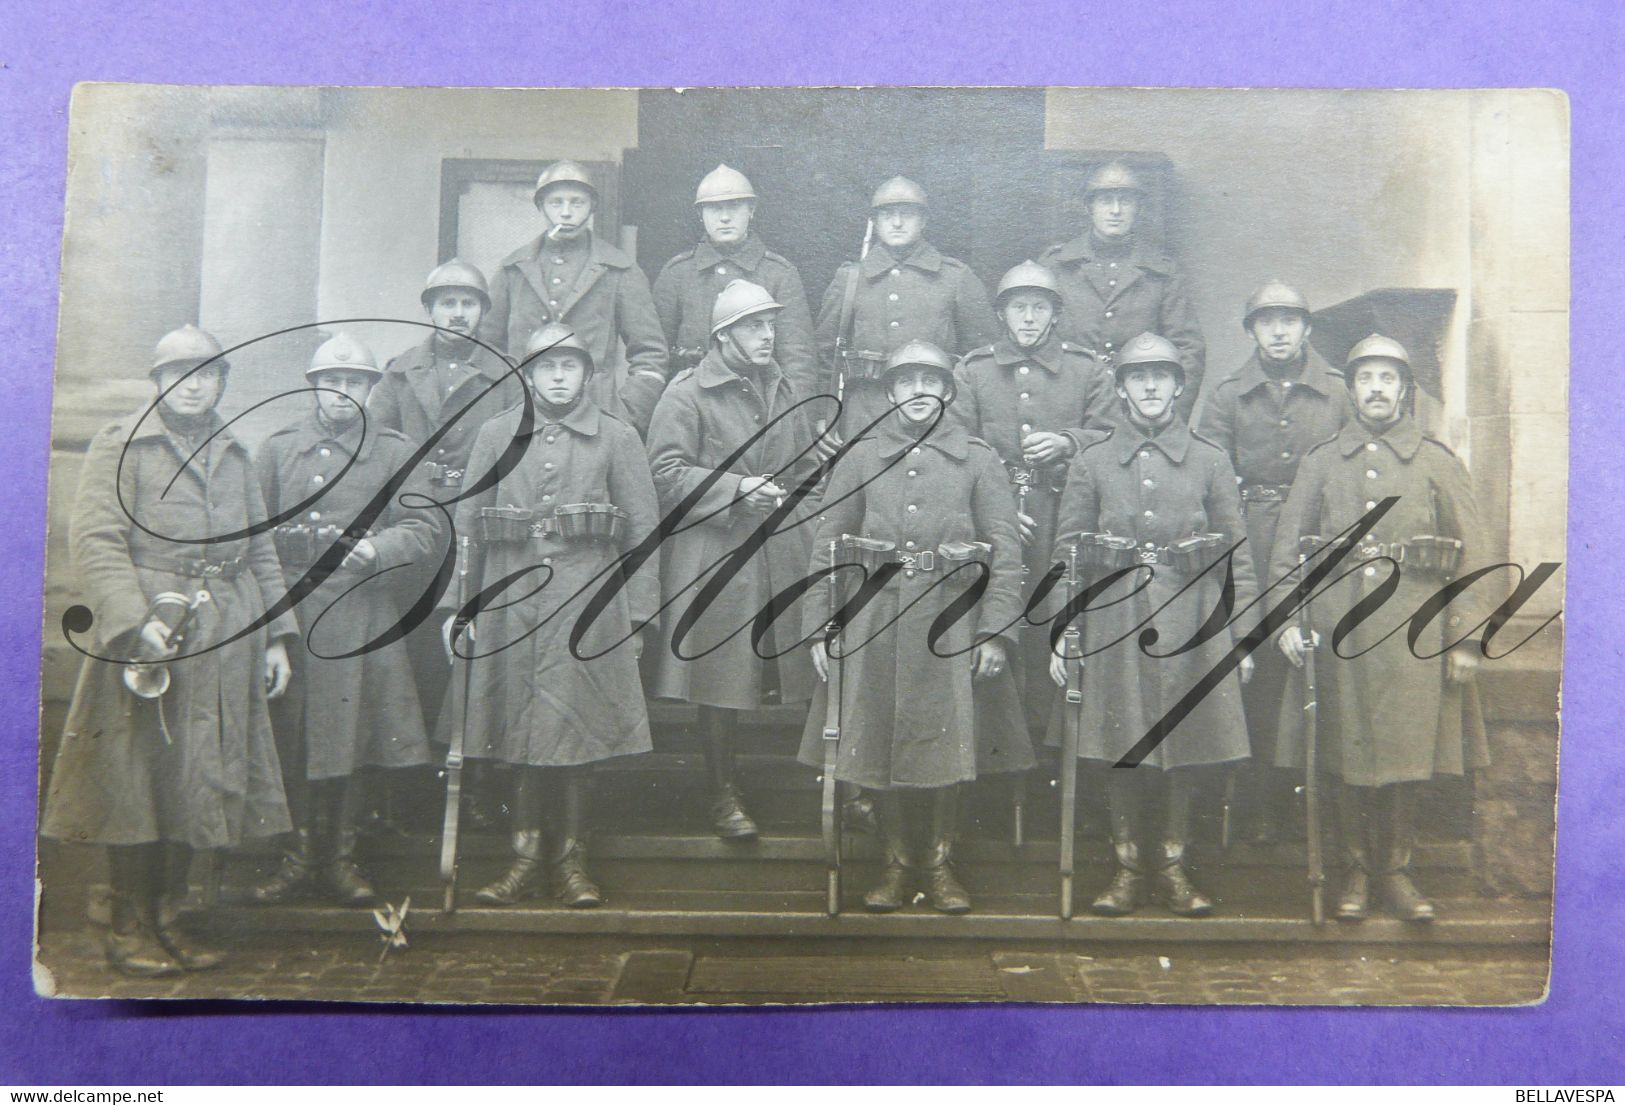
[
  {"x1": 1011, "y1": 467, "x2": 1035, "y2": 490},
  {"x1": 902, "y1": 550, "x2": 935, "y2": 572},
  {"x1": 197, "y1": 561, "x2": 223, "y2": 578},
  {"x1": 529, "y1": 520, "x2": 553, "y2": 539},
  {"x1": 1136, "y1": 545, "x2": 1161, "y2": 565}
]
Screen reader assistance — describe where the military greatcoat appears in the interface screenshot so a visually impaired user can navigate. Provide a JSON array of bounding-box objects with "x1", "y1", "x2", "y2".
[
  {"x1": 43, "y1": 411, "x2": 297, "y2": 848},
  {"x1": 954, "y1": 332, "x2": 1116, "y2": 726},
  {"x1": 1195, "y1": 347, "x2": 1349, "y2": 761},
  {"x1": 256, "y1": 412, "x2": 438, "y2": 780},
  {"x1": 1038, "y1": 234, "x2": 1206, "y2": 418},
  {"x1": 796, "y1": 416, "x2": 1033, "y2": 788},
  {"x1": 480, "y1": 232, "x2": 670, "y2": 434},
  {"x1": 447, "y1": 398, "x2": 660, "y2": 767},
  {"x1": 645, "y1": 350, "x2": 819, "y2": 711},
  {"x1": 1051, "y1": 416, "x2": 1257, "y2": 769},
  {"x1": 653, "y1": 235, "x2": 819, "y2": 400},
  {"x1": 1267, "y1": 413, "x2": 1489, "y2": 787},
  {"x1": 813, "y1": 241, "x2": 995, "y2": 436}
]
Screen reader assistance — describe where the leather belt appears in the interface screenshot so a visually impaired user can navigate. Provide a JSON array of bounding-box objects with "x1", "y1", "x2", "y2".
[
  {"x1": 424, "y1": 462, "x2": 464, "y2": 488},
  {"x1": 1240, "y1": 484, "x2": 1291, "y2": 503},
  {"x1": 133, "y1": 555, "x2": 246, "y2": 580}
]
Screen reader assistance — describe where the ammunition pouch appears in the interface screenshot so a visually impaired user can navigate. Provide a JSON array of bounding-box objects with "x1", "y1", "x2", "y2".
[
  {"x1": 478, "y1": 503, "x2": 627, "y2": 546},
  {"x1": 835, "y1": 348, "x2": 888, "y2": 384},
  {"x1": 273, "y1": 524, "x2": 359, "y2": 571}
]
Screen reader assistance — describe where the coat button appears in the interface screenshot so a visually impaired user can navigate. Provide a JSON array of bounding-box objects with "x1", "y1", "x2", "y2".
[
  {"x1": 549, "y1": 299, "x2": 560, "y2": 307},
  {"x1": 552, "y1": 255, "x2": 564, "y2": 264},
  {"x1": 319, "y1": 447, "x2": 331, "y2": 458},
  {"x1": 544, "y1": 462, "x2": 555, "y2": 470},
  {"x1": 905, "y1": 540, "x2": 917, "y2": 549},
  {"x1": 545, "y1": 436, "x2": 556, "y2": 444},
  {"x1": 888, "y1": 293, "x2": 899, "y2": 301},
  {"x1": 907, "y1": 469, "x2": 918, "y2": 477},
  {"x1": 717, "y1": 265, "x2": 728, "y2": 275},
  {"x1": 309, "y1": 512, "x2": 322, "y2": 522},
  {"x1": 1018, "y1": 366, "x2": 1029, "y2": 375},
  {"x1": 1104, "y1": 340, "x2": 1115, "y2": 350},
  {"x1": 551, "y1": 277, "x2": 563, "y2": 285},
  {"x1": 1139, "y1": 449, "x2": 1150, "y2": 460},
  {"x1": 1364, "y1": 566, "x2": 1377, "y2": 578},
  {"x1": 542, "y1": 557, "x2": 553, "y2": 567},
  {"x1": 542, "y1": 494, "x2": 552, "y2": 502},
  {"x1": 1143, "y1": 510, "x2": 1154, "y2": 519},
  {"x1": 1282, "y1": 381, "x2": 1293, "y2": 390},
  {"x1": 1143, "y1": 478, "x2": 1154, "y2": 488},
  {"x1": 891, "y1": 268, "x2": 901, "y2": 277},
  {"x1": 1109, "y1": 262, "x2": 1117, "y2": 269},
  {"x1": 905, "y1": 569, "x2": 916, "y2": 578},
  {"x1": 1280, "y1": 451, "x2": 1291, "y2": 460},
  {"x1": 1278, "y1": 419, "x2": 1289, "y2": 428},
  {"x1": 1366, "y1": 442, "x2": 1379, "y2": 452},
  {"x1": 1020, "y1": 424, "x2": 1032, "y2": 433},
  {"x1": 1366, "y1": 469, "x2": 1378, "y2": 479},
  {"x1": 1019, "y1": 392, "x2": 1030, "y2": 401},
  {"x1": 1366, "y1": 500, "x2": 1377, "y2": 510},
  {"x1": 907, "y1": 504, "x2": 918, "y2": 513},
  {"x1": 911, "y1": 447, "x2": 922, "y2": 455},
  {"x1": 1108, "y1": 279, "x2": 1117, "y2": 287},
  {"x1": 311, "y1": 474, "x2": 324, "y2": 485},
  {"x1": 889, "y1": 320, "x2": 900, "y2": 328}
]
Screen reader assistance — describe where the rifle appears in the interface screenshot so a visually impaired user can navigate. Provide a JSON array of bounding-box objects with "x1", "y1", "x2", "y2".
[
  {"x1": 825, "y1": 221, "x2": 872, "y2": 435},
  {"x1": 819, "y1": 537, "x2": 847, "y2": 916},
  {"x1": 1058, "y1": 541, "x2": 1085, "y2": 919},
  {"x1": 1299, "y1": 534, "x2": 1326, "y2": 926},
  {"x1": 439, "y1": 534, "x2": 474, "y2": 914}
]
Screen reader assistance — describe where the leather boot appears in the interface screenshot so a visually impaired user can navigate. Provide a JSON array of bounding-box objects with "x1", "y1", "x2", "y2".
[
  {"x1": 862, "y1": 793, "x2": 912, "y2": 912},
  {"x1": 1091, "y1": 841, "x2": 1145, "y2": 916},
  {"x1": 1378, "y1": 784, "x2": 1435, "y2": 922},
  {"x1": 1154, "y1": 841, "x2": 1214, "y2": 916},
  {"x1": 1334, "y1": 782, "x2": 1370, "y2": 922},
  {"x1": 549, "y1": 771, "x2": 602, "y2": 908},
  {"x1": 248, "y1": 829, "x2": 317, "y2": 905},
  {"x1": 322, "y1": 779, "x2": 379, "y2": 906},
  {"x1": 104, "y1": 846, "x2": 180, "y2": 978},
  {"x1": 701, "y1": 707, "x2": 758, "y2": 840},
  {"x1": 920, "y1": 788, "x2": 971, "y2": 914},
  {"x1": 841, "y1": 783, "x2": 880, "y2": 837},
  {"x1": 154, "y1": 844, "x2": 223, "y2": 971},
  {"x1": 475, "y1": 830, "x2": 545, "y2": 905}
]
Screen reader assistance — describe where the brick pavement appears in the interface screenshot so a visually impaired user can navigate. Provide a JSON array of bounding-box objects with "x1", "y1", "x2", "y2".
[{"x1": 32, "y1": 927, "x2": 1550, "y2": 1007}]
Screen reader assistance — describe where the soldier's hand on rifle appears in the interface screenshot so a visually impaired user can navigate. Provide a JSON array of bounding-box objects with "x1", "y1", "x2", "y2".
[
  {"x1": 1016, "y1": 510, "x2": 1037, "y2": 545},
  {"x1": 972, "y1": 638, "x2": 1007, "y2": 679},
  {"x1": 1278, "y1": 626, "x2": 1321, "y2": 667},
  {"x1": 1049, "y1": 649, "x2": 1069, "y2": 688},
  {"x1": 340, "y1": 537, "x2": 378, "y2": 571},
  {"x1": 1447, "y1": 649, "x2": 1481, "y2": 684},
  {"x1": 811, "y1": 639, "x2": 830, "y2": 682},
  {"x1": 810, "y1": 424, "x2": 842, "y2": 464},
  {"x1": 441, "y1": 613, "x2": 476, "y2": 661},
  {"x1": 138, "y1": 619, "x2": 180, "y2": 660},
  {"x1": 1239, "y1": 654, "x2": 1255, "y2": 684},
  {"x1": 264, "y1": 640, "x2": 292, "y2": 699},
  {"x1": 1021, "y1": 431, "x2": 1073, "y2": 467},
  {"x1": 740, "y1": 475, "x2": 787, "y2": 510}
]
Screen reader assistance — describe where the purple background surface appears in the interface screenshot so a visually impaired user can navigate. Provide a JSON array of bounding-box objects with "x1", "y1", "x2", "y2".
[{"x1": 1, "y1": 0, "x2": 1617, "y2": 1085}]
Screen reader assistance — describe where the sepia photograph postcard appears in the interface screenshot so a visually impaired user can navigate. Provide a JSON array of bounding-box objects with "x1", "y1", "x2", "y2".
[{"x1": 31, "y1": 84, "x2": 1566, "y2": 1009}]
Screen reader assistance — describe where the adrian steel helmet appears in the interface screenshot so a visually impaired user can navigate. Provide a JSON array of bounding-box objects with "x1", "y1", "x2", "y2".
[
  {"x1": 151, "y1": 324, "x2": 228, "y2": 377},
  {"x1": 306, "y1": 333, "x2": 380, "y2": 380},
  {"x1": 1343, "y1": 333, "x2": 1413, "y2": 384},
  {"x1": 880, "y1": 340, "x2": 957, "y2": 403},
  {"x1": 421, "y1": 258, "x2": 492, "y2": 313},
  {"x1": 1242, "y1": 280, "x2": 1311, "y2": 332},
  {"x1": 695, "y1": 164, "x2": 758, "y2": 205},
  {"x1": 532, "y1": 160, "x2": 598, "y2": 207},
  {"x1": 1113, "y1": 332, "x2": 1184, "y2": 383},
  {"x1": 1083, "y1": 160, "x2": 1144, "y2": 199},
  {"x1": 710, "y1": 279, "x2": 783, "y2": 338},
  {"x1": 995, "y1": 260, "x2": 1063, "y2": 309},
  {"x1": 870, "y1": 175, "x2": 928, "y2": 209},
  {"x1": 523, "y1": 323, "x2": 596, "y2": 376}
]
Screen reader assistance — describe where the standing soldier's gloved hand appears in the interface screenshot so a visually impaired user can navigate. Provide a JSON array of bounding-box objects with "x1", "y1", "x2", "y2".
[
  {"x1": 1238, "y1": 654, "x2": 1255, "y2": 685},
  {"x1": 810, "y1": 639, "x2": 831, "y2": 683},
  {"x1": 1277, "y1": 625, "x2": 1320, "y2": 667},
  {"x1": 1048, "y1": 648, "x2": 1070, "y2": 689},
  {"x1": 340, "y1": 537, "x2": 378, "y2": 571},
  {"x1": 739, "y1": 474, "x2": 786, "y2": 512},
  {"x1": 138, "y1": 619, "x2": 181, "y2": 662},
  {"x1": 1447, "y1": 649, "x2": 1480, "y2": 684},
  {"x1": 1020, "y1": 430, "x2": 1073, "y2": 467},
  {"x1": 971, "y1": 638, "x2": 1007, "y2": 679},
  {"x1": 264, "y1": 641, "x2": 292, "y2": 699},
  {"x1": 1015, "y1": 510, "x2": 1037, "y2": 545}
]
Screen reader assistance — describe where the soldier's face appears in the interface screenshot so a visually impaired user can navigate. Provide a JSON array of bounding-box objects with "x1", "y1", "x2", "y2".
[
  {"x1": 873, "y1": 204, "x2": 926, "y2": 252},
  {"x1": 889, "y1": 368, "x2": 951, "y2": 424},
  {"x1": 722, "y1": 313, "x2": 777, "y2": 366},
  {"x1": 154, "y1": 362, "x2": 225, "y2": 417},
  {"x1": 1250, "y1": 308, "x2": 1311, "y2": 363},
  {"x1": 528, "y1": 351, "x2": 590, "y2": 407},
  {"x1": 540, "y1": 185, "x2": 594, "y2": 237},
  {"x1": 701, "y1": 200, "x2": 754, "y2": 245},
  {"x1": 1350, "y1": 360, "x2": 1408, "y2": 423},
  {"x1": 312, "y1": 369, "x2": 376, "y2": 425},
  {"x1": 1089, "y1": 190, "x2": 1139, "y2": 239},
  {"x1": 1002, "y1": 292, "x2": 1058, "y2": 348},
  {"x1": 428, "y1": 289, "x2": 484, "y2": 340},
  {"x1": 1117, "y1": 364, "x2": 1183, "y2": 421}
]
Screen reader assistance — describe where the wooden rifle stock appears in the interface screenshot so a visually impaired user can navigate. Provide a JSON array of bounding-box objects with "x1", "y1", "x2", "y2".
[
  {"x1": 819, "y1": 539, "x2": 845, "y2": 916},
  {"x1": 439, "y1": 535, "x2": 473, "y2": 914},
  {"x1": 1299, "y1": 538, "x2": 1326, "y2": 926},
  {"x1": 1058, "y1": 543, "x2": 1084, "y2": 920}
]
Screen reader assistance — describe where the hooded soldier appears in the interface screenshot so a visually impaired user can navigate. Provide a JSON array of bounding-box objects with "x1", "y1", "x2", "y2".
[
  {"x1": 1270, "y1": 335, "x2": 1487, "y2": 923},
  {"x1": 479, "y1": 160, "x2": 670, "y2": 435},
  {"x1": 799, "y1": 341, "x2": 1030, "y2": 914},
  {"x1": 42, "y1": 325, "x2": 296, "y2": 977},
  {"x1": 653, "y1": 164, "x2": 819, "y2": 398},
  {"x1": 1039, "y1": 161, "x2": 1206, "y2": 419},
  {"x1": 1049, "y1": 332, "x2": 1257, "y2": 918},
  {"x1": 954, "y1": 260, "x2": 1116, "y2": 730},
  {"x1": 248, "y1": 333, "x2": 439, "y2": 909},
  {"x1": 646, "y1": 279, "x2": 821, "y2": 840},
  {"x1": 813, "y1": 176, "x2": 995, "y2": 440},
  {"x1": 439, "y1": 322, "x2": 661, "y2": 909}
]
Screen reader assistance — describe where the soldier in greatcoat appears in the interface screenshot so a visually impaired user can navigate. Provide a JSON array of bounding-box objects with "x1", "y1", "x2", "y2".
[
  {"x1": 248, "y1": 334, "x2": 439, "y2": 908},
  {"x1": 370, "y1": 259, "x2": 523, "y2": 720},
  {"x1": 1196, "y1": 281, "x2": 1350, "y2": 841},
  {"x1": 954, "y1": 260, "x2": 1115, "y2": 730},
  {"x1": 653, "y1": 164, "x2": 819, "y2": 399},
  {"x1": 479, "y1": 160, "x2": 670, "y2": 435},
  {"x1": 441, "y1": 323, "x2": 661, "y2": 908},
  {"x1": 1270, "y1": 335, "x2": 1487, "y2": 922},
  {"x1": 1039, "y1": 161, "x2": 1206, "y2": 419},
  {"x1": 646, "y1": 280, "x2": 821, "y2": 841},
  {"x1": 1049, "y1": 333, "x2": 1256, "y2": 917},
  {"x1": 799, "y1": 341, "x2": 1030, "y2": 913},
  {"x1": 42, "y1": 325, "x2": 295, "y2": 976},
  {"x1": 813, "y1": 176, "x2": 995, "y2": 441}
]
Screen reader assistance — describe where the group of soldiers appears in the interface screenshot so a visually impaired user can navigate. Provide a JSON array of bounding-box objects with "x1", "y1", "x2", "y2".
[{"x1": 42, "y1": 156, "x2": 1487, "y2": 978}]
